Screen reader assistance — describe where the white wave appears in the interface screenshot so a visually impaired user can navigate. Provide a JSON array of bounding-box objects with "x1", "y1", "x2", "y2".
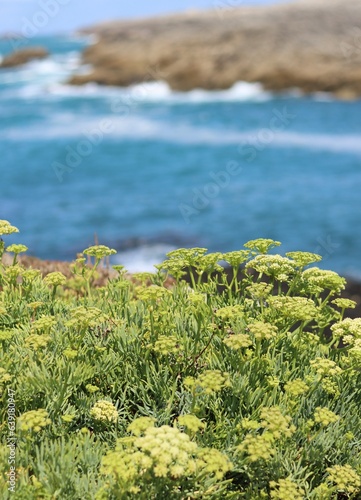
[
  {"x1": 4, "y1": 113, "x2": 361, "y2": 155},
  {"x1": 113, "y1": 243, "x2": 176, "y2": 273}
]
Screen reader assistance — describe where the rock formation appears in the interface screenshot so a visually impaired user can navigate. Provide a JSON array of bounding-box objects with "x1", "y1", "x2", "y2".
[
  {"x1": 69, "y1": 0, "x2": 361, "y2": 98},
  {"x1": 0, "y1": 47, "x2": 49, "y2": 68}
]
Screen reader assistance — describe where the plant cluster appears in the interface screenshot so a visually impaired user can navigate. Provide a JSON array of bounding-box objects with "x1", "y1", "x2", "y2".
[{"x1": 0, "y1": 224, "x2": 360, "y2": 499}]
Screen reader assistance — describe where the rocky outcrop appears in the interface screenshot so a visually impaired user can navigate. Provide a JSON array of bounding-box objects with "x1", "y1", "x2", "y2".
[
  {"x1": 0, "y1": 47, "x2": 49, "y2": 68},
  {"x1": 69, "y1": 0, "x2": 361, "y2": 98}
]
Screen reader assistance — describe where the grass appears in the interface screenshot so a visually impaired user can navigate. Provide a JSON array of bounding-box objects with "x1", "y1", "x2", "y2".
[{"x1": 0, "y1": 220, "x2": 360, "y2": 499}]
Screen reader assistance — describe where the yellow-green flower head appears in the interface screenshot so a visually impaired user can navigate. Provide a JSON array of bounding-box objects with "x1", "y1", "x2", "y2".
[
  {"x1": 66, "y1": 306, "x2": 105, "y2": 328},
  {"x1": 215, "y1": 305, "x2": 244, "y2": 321},
  {"x1": 348, "y1": 339, "x2": 361, "y2": 365},
  {"x1": 248, "y1": 321, "x2": 278, "y2": 341},
  {"x1": 326, "y1": 464, "x2": 361, "y2": 494},
  {"x1": 260, "y1": 407, "x2": 295, "y2": 439},
  {"x1": 22, "y1": 269, "x2": 41, "y2": 282},
  {"x1": 196, "y1": 448, "x2": 233, "y2": 480},
  {"x1": 43, "y1": 272, "x2": 67, "y2": 287},
  {"x1": 237, "y1": 433, "x2": 275, "y2": 462},
  {"x1": 332, "y1": 298, "x2": 357, "y2": 310},
  {"x1": 63, "y1": 348, "x2": 78, "y2": 359},
  {"x1": 0, "y1": 330, "x2": 14, "y2": 342},
  {"x1": 0, "y1": 220, "x2": 19, "y2": 236},
  {"x1": 134, "y1": 425, "x2": 198, "y2": 477},
  {"x1": 246, "y1": 282, "x2": 273, "y2": 300},
  {"x1": 178, "y1": 415, "x2": 205, "y2": 434},
  {"x1": 25, "y1": 334, "x2": 51, "y2": 350},
  {"x1": 313, "y1": 407, "x2": 339, "y2": 427},
  {"x1": 6, "y1": 244, "x2": 28, "y2": 255},
  {"x1": 166, "y1": 247, "x2": 208, "y2": 265},
  {"x1": 5, "y1": 264, "x2": 23, "y2": 280},
  {"x1": 195, "y1": 370, "x2": 231, "y2": 395},
  {"x1": 86, "y1": 384, "x2": 100, "y2": 393},
  {"x1": 270, "y1": 478, "x2": 305, "y2": 500},
  {"x1": 223, "y1": 333, "x2": 253, "y2": 350},
  {"x1": 136, "y1": 285, "x2": 171, "y2": 302},
  {"x1": 90, "y1": 400, "x2": 118, "y2": 424},
  {"x1": 331, "y1": 318, "x2": 361, "y2": 341},
  {"x1": 310, "y1": 358, "x2": 342, "y2": 377},
  {"x1": 321, "y1": 377, "x2": 340, "y2": 397},
  {"x1": 300, "y1": 267, "x2": 346, "y2": 295},
  {"x1": 127, "y1": 416, "x2": 156, "y2": 436},
  {"x1": 285, "y1": 251, "x2": 322, "y2": 268},
  {"x1": 246, "y1": 254, "x2": 297, "y2": 282},
  {"x1": 18, "y1": 409, "x2": 51, "y2": 432},
  {"x1": 152, "y1": 335, "x2": 181, "y2": 356},
  {"x1": 0, "y1": 367, "x2": 12, "y2": 385},
  {"x1": 222, "y1": 250, "x2": 250, "y2": 268},
  {"x1": 195, "y1": 252, "x2": 223, "y2": 274},
  {"x1": 268, "y1": 296, "x2": 318, "y2": 321},
  {"x1": 31, "y1": 315, "x2": 56, "y2": 333},
  {"x1": 284, "y1": 379, "x2": 309, "y2": 397},
  {"x1": 83, "y1": 245, "x2": 117, "y2": 259},
  {"x1": 244, "y1": 238, "x2": 281, "y2": 254}
]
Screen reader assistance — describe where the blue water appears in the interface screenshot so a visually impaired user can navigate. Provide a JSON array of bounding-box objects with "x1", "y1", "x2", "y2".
[{"x1": 1, "y1": 36, "x2": 361, "y2": 275}]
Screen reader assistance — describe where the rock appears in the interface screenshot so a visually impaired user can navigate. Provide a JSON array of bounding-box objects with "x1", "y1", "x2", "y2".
[
  {"x1": 0, "y1": 47, "x2": 49, "y2": 68},
  {"x1": 69, "y1": 0, "x2": 361, "y2": 97}
]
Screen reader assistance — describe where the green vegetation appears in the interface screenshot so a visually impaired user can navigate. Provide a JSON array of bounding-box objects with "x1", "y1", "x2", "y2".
[{"x1": 1, "y1": 220, "x2": 361, "y2": 499}]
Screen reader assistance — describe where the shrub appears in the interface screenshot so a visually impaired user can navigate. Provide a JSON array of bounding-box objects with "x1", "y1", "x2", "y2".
[{"x1": 0, "y1": 223, "x2": 360, "y2": 499}]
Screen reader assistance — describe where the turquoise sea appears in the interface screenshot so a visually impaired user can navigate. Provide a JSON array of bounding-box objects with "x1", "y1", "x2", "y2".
[{"x1": 1, "y1": 36, "x2": 361, "y2": 275}]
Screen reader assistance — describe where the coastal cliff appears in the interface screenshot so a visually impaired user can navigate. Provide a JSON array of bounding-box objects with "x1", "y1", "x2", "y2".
[{"x1": 69, "y1": 0, "x2": 361, "y2": 98}]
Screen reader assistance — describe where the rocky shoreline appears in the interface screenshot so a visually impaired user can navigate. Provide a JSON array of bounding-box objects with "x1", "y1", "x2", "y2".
[{"x1": 68, "y1": 0, "x2": 361, "y2": 98}]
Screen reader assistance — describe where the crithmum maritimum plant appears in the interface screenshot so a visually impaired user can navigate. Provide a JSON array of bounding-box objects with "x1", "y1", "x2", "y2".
[{"x1": 0, "y1": 223, "x2": 360, "y2": 499}]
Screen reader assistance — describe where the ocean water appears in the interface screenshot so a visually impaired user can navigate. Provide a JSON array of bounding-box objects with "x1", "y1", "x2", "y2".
[{"x1": 1, "y1": 36, "x2": 361, "y2": 276}]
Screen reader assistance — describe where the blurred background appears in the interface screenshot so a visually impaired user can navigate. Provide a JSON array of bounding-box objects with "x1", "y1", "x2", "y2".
[{"x1": 1, "y1": 0, "x2": 360, "y2": 275}]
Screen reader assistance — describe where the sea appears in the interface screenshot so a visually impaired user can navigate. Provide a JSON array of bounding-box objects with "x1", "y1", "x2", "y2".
[{"x1": 1, "y1": 35, "x2": 361, "y2": 277}]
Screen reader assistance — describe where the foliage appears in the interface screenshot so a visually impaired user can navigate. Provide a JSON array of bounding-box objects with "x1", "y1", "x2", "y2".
[{"x1": 0, "y1": 222, "x2": 360, "y2": 499}]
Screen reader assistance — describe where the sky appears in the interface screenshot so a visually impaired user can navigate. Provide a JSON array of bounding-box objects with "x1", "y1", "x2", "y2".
[{"x1": 0, "y1": 0, "x2": 288, "y2": 35}]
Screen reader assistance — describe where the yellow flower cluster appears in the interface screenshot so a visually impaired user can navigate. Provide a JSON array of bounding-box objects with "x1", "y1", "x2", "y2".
[
  {"x1": 215, "y1": 305, "x2": 244, "y2": 321},
  {"x1": 43, "y1": 272, "x2": 67, "y2": 287},
  {"x1": 223, "y1": 333, "x2": 253, "y2": 350},
  {"x1": 331, "y1": 317, "x2": 361, "y2": 343},
  {"x1": 237, "y1": 433, "x2": 275, "y2": 462},
  {"x1": 300, "y1": 268, "x2": 346, "y2": 294},
  {"x1": 284, "y1": 379, "x2": 309, "y2": 397},
  {"x1": 244, "y1": 238, "x2": 281, "y2": 254},
  {"x1": 6, "y1": 244, "x2": 28, "y2": 255},
  {"x1": 101, "y1": 418, "x2": 232, "y2": 492},
  {"x1": 18, "y1": 409, "x2": 51, "y2": 432},
  {"x1": 268, "y1": 296, "x2": 317, "y2": 321},
  {"x1": 270, "y1": 478, "x2": 304, "y2": 500},
  {"x1": 348, "y1": 339, "x2": 361, "y2": 366},
  {"x1": 178, "y1": 415, "x2": 205, "y2": 434},
  {"x1": 31, "y1": 315, "x2": 56, "y2": 333},
  {"x1": 0, "y1": 220, "x2": 19, "y2": 235},
  {"x1": 25, "y1": 334, "x2": 51, "y2": 350},
  {"x1": 90, "y1": 400, "x2": 118, "y2": 424},
  {"x1": 310, "y1": 358, "x2": 342, "y2": 377},
  {"x1": 222, "y1": 250, "x2": 250, "y2": 268},
  {"x1": 248, "y1": 321, "x2": 278, "y2": 341},
  {"x1": 0, "y1": 330, "x2": 14, "y2": 342},
  {"x1": 326, "y1": 464, "x2": 361, "y2": 494},
  {"x1": 246, "y1": 282, "x2": 273, "y2": 300},
  {"x1": 246, "y1": 254, "x2": 296, "y2": 282},
  {"x1": 313, "y1": 407, "x2": 339, "y2": 427},
  {"x1": 285, "y1": 251, "x2": 322, "y2": 267},
  {"x1": 0, "y1": 367, "x2": 12, "y2": 385},
  {"x1": 152, "y1": 335, "x2": 182, "y2": 356},
  {"x1": 136, "y1": 285, "x2": 171, "y2": 302},
  {"x1": 260, "y1": 407, "x2": 296, "y2": 439},
  {"x1": 66, "y1": 306, "x2": 106, "y2": 329},
  {"x1": 187, "y1": 370, "x2": 231, "y2": 395},
  {"x1": 83, "y1": 245, "x2": 117, "y2": 260},
  {"x1": 331, "y1": 298, "x2": 357, "y2": 310}
]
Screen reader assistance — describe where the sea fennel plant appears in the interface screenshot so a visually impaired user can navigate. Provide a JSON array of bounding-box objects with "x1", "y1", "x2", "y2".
[{"x1": 0, "y1": 222, "x2": 360, "y2": 499}]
